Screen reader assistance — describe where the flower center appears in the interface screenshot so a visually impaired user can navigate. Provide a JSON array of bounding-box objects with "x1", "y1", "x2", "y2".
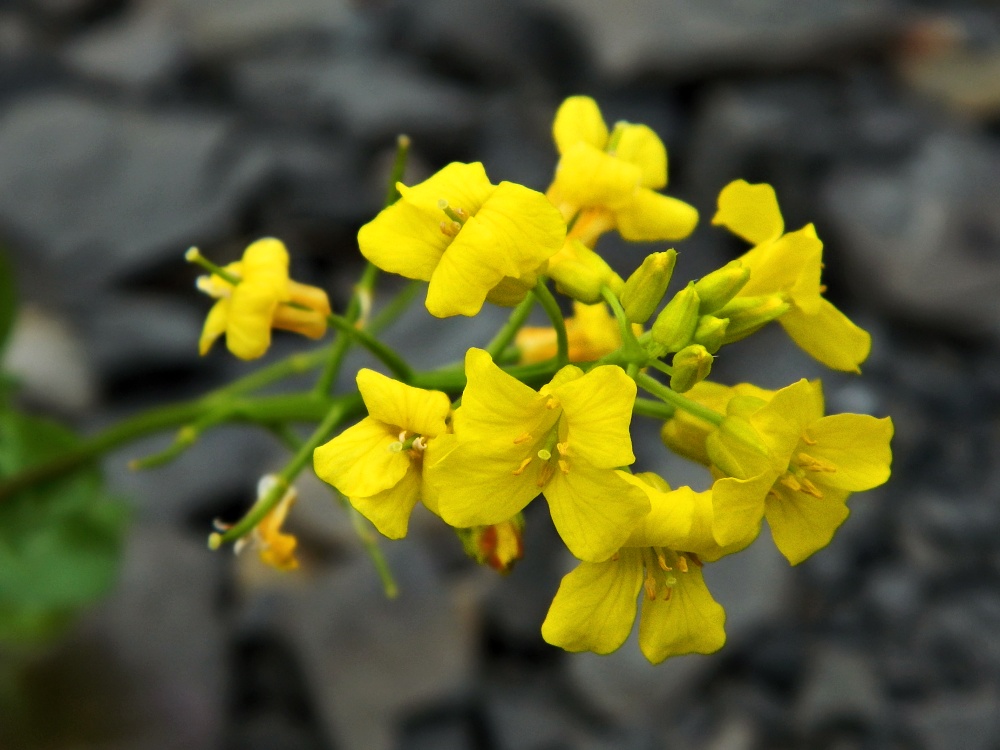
[
  {"x1": 438, "y1": 199, "x2": 468, "y2": 237},
  {"x1": 774, "y1": 433, "x2": 837, "y2": 499},
  {"x1": 388, "y1": 430, "x2": 426, "y2": 454},
  {"x1": 510, "y1": 416, "x2": 570, "y2": 487},
  {"x1": 638, "y1": 548, "x2": 701, "y2": 601}
]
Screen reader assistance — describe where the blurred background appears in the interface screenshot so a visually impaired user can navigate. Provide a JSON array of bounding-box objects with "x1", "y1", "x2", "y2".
[{"x1": 2, "y1": 0, "x2": 1000, "y2": 748}]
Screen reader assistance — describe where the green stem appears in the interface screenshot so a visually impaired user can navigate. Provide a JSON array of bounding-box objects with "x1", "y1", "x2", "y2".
[
  {"x1": 485, "y1": 293, "x2": 536, "y2": 360},
  {"x1": 368, "y1": 279, "x2": 421, "y2": 334},
  {"x1": 217, "y1": 394, "x2": 361, "y2": 545},
  {"x1": 600, "y1": 285, "x2": 646, "y2": 364},
  {"x1": 325, "y1": 313, "x2": 413, "y2": 382},
  {"x1": 635, "y1": 372, "x2": 723, "y2": 427},
  {"x1": 633, "y1": 397, "x2": 676, "y2": 420},
  {"x1": 532, "y1": 279, "x2": 568, "y2": 367},
  {"x1": 342, "y1": 499, "x2": 399, "y2": 598},
  {"x1": 646, "y1": 357, "x2": 673, "y2": 377},
  {"x1": 385, "y1": 134, "x2": 411, "y2": 207}
]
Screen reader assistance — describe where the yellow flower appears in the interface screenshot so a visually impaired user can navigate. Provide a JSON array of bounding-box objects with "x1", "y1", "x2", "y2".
[
  {"x1": 542, "y1": 474, "x2": 730, "y2": 663},
  {"x1": 313, "y1": 369, "x2": 452, "y2": 539},
  {"x1": 546, "y1": 96, "x2": 698, "y2": 245},
  {"x1": 196, "y1": 238, "x2": 331, "y2": 360},
  {"x1": 233, "y1": 475, "x2": 300, "y2": 572},
  {"x1": 712, "y1": 180, "x2": 871, "y2": 372},
  {"x1": 516, "y1": 301, "x2": 623, "y2": 364},
  {"x1": 680, "y1": 379, "x2": 894, "y2": 564},
  {"x1": 426, "y1": 348, "x2": 650, "y2": 562},
  {"x1": 358, "y1": 162, "x2": 565, "y2": 318},
  {"x1": 458, "y1": 515, "x2": 525, "y2": 574}
]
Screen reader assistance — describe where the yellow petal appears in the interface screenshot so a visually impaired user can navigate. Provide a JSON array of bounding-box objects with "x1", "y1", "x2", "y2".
[
  {"x1": 765, "y1": 484, "x2": 851, "y2": 565},
  {"x1": 428, "y1": 440, "x2": 542, "y2": 527},
  {"x1": 198, "y1": 298, "x2": 230, "y2": 355},
  {"x1": 541, "y1": 551, "x2": 642, "y2": 654},
  {"x1": 712, "y1": 179, "x2": 784, "y2": 245},
  {"x1": 553, "y1": 96, "x2": 609, "y2": 154},
  {"x1": 271, "y1": 305, "x2": 327, "y2": 339},
  {"x1": 779, "y1": 298, "x2": 872, "y2": 373},
  {"x1": 615, "y1": 123, "x2": 667, "y2": 189},
  {"x1": 554, "y1": 142, "x2": 641, "y2": 210},
  {"x1": 544, "y1": 466, "x2": 650, "y2": 562},
  {"x1": 349, "y1": 464, "x2": 422, "y2": 540},
  {"x1": 621, "y1": 475, "x2": 694, "y2": 549},
  {"x1": 454, "y1": 349, "x2": 552, "y2": 443},
  {"x1": 241, "y1": 238, "x2": 291, "y2": 294},
  {"x1": 749, "y1": 379, "x2": 823, "y2": 462},
  {"x1": 806, "y1": 414, "x2": 893, "y2": 491},
  {"x1": 615, "y1": 188, "x2": 699, "y2": 242},
  {"x1": 475, "y1": 181, "x2": 566, "y2": 275},
  {"x1": 739, "y1": 225, "x2": 823, "y2": 311},
  {"x1": 399, "y1": 161, "x2": 495, "y2": 216},
  {"x1": 358, "y1": 198, "x2": 450, "y2": 281},
  {"x1": 709, "y1": 471, "x2": 773, "y2": 547},
  {"x1": 313, "y1": 418, "x2": 410, "y2": 498},
  {"x1": 226, "y1": 280, "x2": 280, "y2": 360},
  {"x1": 356, "y1": 369, "x2": 451, "y2": 438},
  {"x1": 637, "y1": 562, "x2": 726, "y2": 663},
  {"x1": 553, "y1": 365, "x2": 636, "y2": 469}
]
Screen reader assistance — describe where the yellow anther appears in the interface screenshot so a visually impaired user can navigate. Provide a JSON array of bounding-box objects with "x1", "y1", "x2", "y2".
[
  {"x1": 663, "y1": 587, "x2": 673, "y2": 601},
  {"x1": 780, "y1": 474, "x2": 802, "y2": 492},
  {"x1": 558, "y1": 459, "x2": 570, "y2": 474},
  {"x1": 545, "y1": 397, "x2": 559, "y2": 410},
  {"x1": 801, "y1": 431, "x2": 817, "y2": 446},
  {"x1": 655, "y1": 549, "x2": 670, "y2": 571},
  {"x1": 799, "y1": 478, "x2": 823, "y2": 498},
  {"x1": 513, "y1": 457, "x2": 533, "y2": 475},
  {"x1": 537, "y1": 462, "x2": 555, "y2": 487},
  {"x1": 644, "y1": 572, "x2": 657, "y2": 600},
  {"x1": 513, "y1": 432, "x2": 533, "y2": 445},
  {"x1": 439, "y1": 220, "x2": 462, "y2": 237},
  {"x1": 797, "y1": 452, "x2": 837, "y2": 473},
  {"x1": 556, "y1": 442, "x2": 570, "y2": 456},
  {"x1": 677, "y1": 555, "x2": 689, "y2": 573}
]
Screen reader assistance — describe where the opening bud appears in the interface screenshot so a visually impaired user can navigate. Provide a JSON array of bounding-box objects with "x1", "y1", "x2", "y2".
[
  {"x1": 706, "y1": 415, "x2": 772, "y2": 479},
  {"x1": 650, "y1": 282, "x2": 700, "y2": 354},
  {"x1": 693, "y1": 315, "x2": 728, "y2": 353},
  {"x1": 549, "y1": 239, "x2": 625, "y2": 304},
  {"x1": 694, "y1": 260, "x2": 750, "y2": 314},
  {"x1": 716, "y1": 294, "x2": 790, "y2": 342},
  {"x1": 620, "y1": 249, "x2": 677, "y2": 324}
]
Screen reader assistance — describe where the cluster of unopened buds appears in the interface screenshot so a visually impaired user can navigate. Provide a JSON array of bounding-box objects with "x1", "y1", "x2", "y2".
[{"x1": 191, "y1": 96, "x2": 893, "y2": 664}]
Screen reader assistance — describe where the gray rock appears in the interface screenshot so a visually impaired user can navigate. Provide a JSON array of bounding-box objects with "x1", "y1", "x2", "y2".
[
  {"x1": 0, "y1": 94, "x2": 274, "y2": 298},
  {"x1": 913, "y1": 590, "x2": 1000, "y2": 682},
  {"x1": 529, "y1": 0, "x2": 901, "y2": 80},
  {"x1": 862, "y1": 563, "x2": 924, "y2": 631},
  {"x1": 908, "y1": 689, "x2": 1000, "y2": 750},
  {"x1": 241, "y1": 539, "x2": 476, "y2": 750},
  {"x1": 795, "y1": 644, "x2": 887, "y2": 732},
  {"x1": 823, "y1": 130, "x2": 1000, "y2": 338},
  {"x1": 62, "y1": 3, "x2": 189, "y2": 91},
  {"x1": 233, "y1": 54, "x2": 480, "y2": 145}
]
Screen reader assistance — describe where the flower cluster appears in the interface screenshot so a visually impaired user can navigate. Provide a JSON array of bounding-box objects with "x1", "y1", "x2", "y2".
[{"x1": 193, "y1": 97, "x2": 893, "y2": 664}]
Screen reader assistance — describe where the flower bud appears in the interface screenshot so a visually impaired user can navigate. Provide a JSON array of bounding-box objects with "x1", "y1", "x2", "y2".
[
  {"x1": 706, "y1": 416, "x2": 771, "y2": 479},
  {"x1": 650, "y1": 282, "x2": 700, "y2": 354},
  {"x1": 670, "y1": 344, "x2": 713, "y2": 393},
  {"x1": 549, "y1": 240, "x2": 624, "y2": 304},
  {"x1": 693, "y1": 315, "x2": 728, "y2": 353},
  {"x1": 717, "y1": 294, "x2": 790, "y2": 342},
  {"x1": 694, "y1": 260, "x2": 750, "y2": 314},
  {"x1": 620, "y1": 249, "x2": 676, "y2": 324},
  {"x1": 458, "y1": 515, "x2": 525, "y2": 574}
]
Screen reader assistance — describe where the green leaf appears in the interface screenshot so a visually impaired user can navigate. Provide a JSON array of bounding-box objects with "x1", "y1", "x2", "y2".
[
  {"x1": 0, "y1": 249, "x2": 15, "y2": 357},
  {"x1": 0, "y1": 410, "x2": 128, "y2": 647}
]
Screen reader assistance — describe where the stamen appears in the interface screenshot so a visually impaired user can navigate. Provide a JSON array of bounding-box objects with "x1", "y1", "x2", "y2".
[
  {"x1": 663, "y1": 587, "x2": 672, "y2": 601},
  {"x1": 438, "y1": 199, "x2": 468, "y2": 226},
  {"x1": 677, "y1": 555, "x2": 689, "y2": 573},
  {"x1": 688, "y1": 553, "x2": 703, "y2": 568},
  {"x1": 556, "y1": 442, "x2": 570, "y2": 456},
  {"x1": 801, "y1": 431, "x2": 817, "y2": 446},
  {"x1": 780, "y1": 474, "x2": 802, "y2": 492},
  {"x1": 536, "y1": 462, "x2": 555, "y2": 487},
  {"x1": 513, "y1": 432, "x2": 533, "y2": 445},
  {"x1": 799, "y1": 478, "x2": 823, "y2": 498},
  {"x1": 644, "y1": 571, "x2": 657, "y2": 600},
  {"x1": 545, "y1": 397, "x2": 559, "y2": 410},
  {"x1": 655, "y1": 549, "x2": 670, "y2": 571},
  {"x1": 797, "y1": 452, "x2": 837, "y2": 473},
  {"x1": 411, "y1": 436, "x2": 427, "y2": 451},
  {"x1": 513, "y1": 457, "x2": 533, "y2": 476},
  {"x1": 558, "y1": 459, "x2": 570, "y2": 474}
]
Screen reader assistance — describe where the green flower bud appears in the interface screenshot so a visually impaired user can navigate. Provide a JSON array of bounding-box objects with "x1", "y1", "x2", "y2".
[
  {"x1": 550, "y1": 240, "x2": 624, "y2": 304},
  {"x1": 620, "y1": 249, "x2": 676, "y2": 324},
  {"x1": 694, "y1": 260, "x2": 750, "y2": 314},
  {"x1": 717, "y1": 294, "x2": 790, "y2": 342},
  {"x1": 650, "y1": 282, "x2": 700, "y2": 354},
  {"x1": 693, "y1": 315, "x2": 728, "y2": 353},
  {"x1": 670, "y1": 344, "x2": 713, "y2": 393}
]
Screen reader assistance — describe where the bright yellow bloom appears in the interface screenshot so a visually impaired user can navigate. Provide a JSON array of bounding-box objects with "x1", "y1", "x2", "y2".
[
  {"x1": 546, "y1": 96, "x2": 698, "y2": 245},
  {"x1": 313, "y1": 369, "x2": 452, "y2": 539},
  {"x1": 358, "y1": 162, "x2": 565, "y2": 318},
  {"x1": 542, "y1": 474, "x2": 730, "y2": 663},
  {"x1": 516, "y1": 301, "x2": 623, "y2": 364},
  {"x1": 670, "y1": 379, "x2": 894, "y2": 564},
  {"x1": 426, "y1": 348, "x2": 650, "y2": 562},
  {"x1": 233, "y1": 475, "x2": 300, "y2": 572},
  {"x1": 712, "y1": 180, "x2": 871, "y2": 372},
  {"x1": 196, "y1": 238, "x2": 331, "y2": 360}
]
